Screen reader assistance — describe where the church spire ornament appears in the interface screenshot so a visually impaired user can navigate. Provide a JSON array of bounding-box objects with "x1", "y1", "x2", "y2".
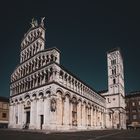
[
  {"x1": 30, "y1": 18, "x2": 38, "y2": 28},
  {"x1": 40, "y1": 17, "x2": 45, "y2": 27}
]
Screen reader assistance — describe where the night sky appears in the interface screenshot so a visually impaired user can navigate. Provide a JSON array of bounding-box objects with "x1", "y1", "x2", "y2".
[{"x1": 0, "y1": 1, "x2": 140, "y2": 97}]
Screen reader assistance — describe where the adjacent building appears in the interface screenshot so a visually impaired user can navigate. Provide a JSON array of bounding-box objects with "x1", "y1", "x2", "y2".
[
  {"x1": 9, "y1": 18, "x2": 126, "y2": 131},
  {"x1": 0, "y1": 96, "x2": 9, "y2": 128},
  {"x1": 126, "y1": 91, "x2": 140, "y2": 127}
]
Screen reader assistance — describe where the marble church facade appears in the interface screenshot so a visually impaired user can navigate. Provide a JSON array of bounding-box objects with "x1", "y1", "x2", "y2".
[{"x1": 9, "y1": 18, "x2": 126, "y2": 131}]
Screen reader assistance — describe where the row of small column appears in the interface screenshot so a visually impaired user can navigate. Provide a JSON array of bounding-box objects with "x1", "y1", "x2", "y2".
[
  {"x1": 21, "y1": 40, "x2": 44, "y2": 62},
  {"x1": 59, "y1": 71, "x2": 104, "y2": 104},
  {"x1": 12, "y1": 54, "x2": 57, "y2": 82},
  {"x1": 11, "y1": 69, "x2": 54, "y2": 95},
  {"x1": 21, "y1": 29, "x2": 43, "y2": 50}
]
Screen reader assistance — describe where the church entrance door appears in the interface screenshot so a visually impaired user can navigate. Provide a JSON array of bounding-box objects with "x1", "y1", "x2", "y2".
[
  {"x1": 40, "y1": 115, "x2": 44, "y2": 129},
  {"x1": 25, "y1": 111, "x2": 30, "y2": 129}
]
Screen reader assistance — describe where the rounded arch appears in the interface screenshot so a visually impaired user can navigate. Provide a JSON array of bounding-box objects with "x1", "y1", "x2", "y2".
[
  {"x1": 15, "y1": 98, "x2": 18, "y2": 102},
  {"x1": 46, "y1": 90, "x2": 51, "y2": 95},
  {"x1": 10, "y1": 99, "x2": 14, "y2": 104},
  {"x1": 88, "y1": 102, "x2": 91, "y2": 106},
  {"x1": 71, "y1": 95, "x2": 77, "y2": 104},
  {"x1": 94, "y1": 105, "x2": 97, "y2": 109},
  {"x1": 83, "y1": 100, "x2": 87, "y2": 104},
  {"x1": 78, "y1": 97, "x2": 82, "y2": 102},
  {"x1": 87, "y1": 102, "x2": 92, "y2": 109},
  {"x1": 19, "y1": 97, "x2": 23, "y2": 101},
  {"x1": 64, "y1": 91, "x2": 71, "y2": 99},
  {"x1": 71, "y1": 95, "x2": 77, "y2": 100},
  {"x1": 39, "y1": 92, "x2": 44, "y2": 97},
  {"x1": 32, "y1": 93, "x2": 37, "y2": 97},
  {"x1": 56, "y1": 88, "x2": 64, "y2": 96},
  {"x1": 24, "y1": 94, "x2": 30, "y2": 99}
]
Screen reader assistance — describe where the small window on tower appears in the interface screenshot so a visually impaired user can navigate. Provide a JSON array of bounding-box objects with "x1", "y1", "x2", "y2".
[
  {"x1": 132, "y1": 115, "x2": 137, "y2": 120},
  {"x1": 113, "y1": 79, "x2": 116, "y2": 84},
  {"x1": 111, "y1": 59, "x2": 116, "y2": 65},
  {"x1": 107, "y1": 98, "x2": 111, "y2": 103},
  {"x1": 132, "y1": 102, "x2": 135, "y2": 106},
  {"x1": 112, "y1": 68, "x2": 116, "y2": 75}
]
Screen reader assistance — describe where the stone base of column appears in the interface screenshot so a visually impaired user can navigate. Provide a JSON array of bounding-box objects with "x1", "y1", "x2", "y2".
[
  {"x1": 8, "y1": 123, "x2": 14, "y2": 128},
  {"x1": 42, "y1": 124, "x2": 55, "y2": 130},
  {"x1": 8, "y1": 124, "x2": 23, "y2": 129},
  {"x1": 76, "y1": 125, "x2": 87, "y2": 130},
  {"x1": 29, "y1": 124, "x2": 36, "y2": 129},
  {"x1": 59, "y1": 125, "x2": 71, "y2": 130}
]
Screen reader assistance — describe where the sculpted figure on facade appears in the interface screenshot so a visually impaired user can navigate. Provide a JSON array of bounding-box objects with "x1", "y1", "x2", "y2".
[{"x1": 50, "y1": 98, "x2": 56, "y2": 112}]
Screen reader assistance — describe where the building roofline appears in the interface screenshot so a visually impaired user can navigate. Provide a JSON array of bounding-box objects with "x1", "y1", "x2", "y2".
[
  {"x1": 126, "y1": 91, "x2": 140, "y2": 97},
  {"x1": 107, "y1": 47, "x2": 124, "y2": 62},
  {"x1": 56, "y1": 63, "x2": 105, "y2": 99},
  {"x1": 107, "y1": 47, "x2": 121, "y2": 54},
  {"x1": 98, "y1": 89, "x2": 108, "y2": 94},
  {"x1": 21, "y1": 24, "x2": 45, "y2": 43},
  {"x1": 11, "y1": 47, "x2": 61, "y2": 77},
  {"x1": 0, "y1": 96, "x2": 9, "y2": 102}
]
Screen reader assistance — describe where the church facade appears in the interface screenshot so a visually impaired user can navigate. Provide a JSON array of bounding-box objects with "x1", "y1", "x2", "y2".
[{"x1": 9, "y1": 18, "x2": 126, "y2": 131}]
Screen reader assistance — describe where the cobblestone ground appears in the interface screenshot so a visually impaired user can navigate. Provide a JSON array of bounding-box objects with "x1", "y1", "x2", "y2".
[{"x1": 0, "y1": 129, "x2": 140, "y2": 140}]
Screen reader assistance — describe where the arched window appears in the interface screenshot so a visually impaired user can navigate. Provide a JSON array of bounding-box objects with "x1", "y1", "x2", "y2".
[{"x1": 112, "y1": 67, "x2": 116, "y2": 75}]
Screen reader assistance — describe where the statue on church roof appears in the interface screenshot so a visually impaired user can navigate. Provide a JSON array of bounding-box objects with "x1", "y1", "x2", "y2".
[
  {"x1": 41, "y1": 17, "x2": 45, "y2": 27},
  {"x1": 30, "y1": 18, "x2": 38, "y2": 28}
]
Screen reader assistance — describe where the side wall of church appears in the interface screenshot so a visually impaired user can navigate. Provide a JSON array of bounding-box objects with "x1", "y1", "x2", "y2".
[{"x1": 9, "y1": 83, "x2": 106, "y2": 130}]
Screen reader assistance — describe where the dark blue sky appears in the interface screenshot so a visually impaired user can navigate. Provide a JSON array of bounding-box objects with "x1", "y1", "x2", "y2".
[{"x1": 0, "y1": 0, "x2": 140, "y2": 97}]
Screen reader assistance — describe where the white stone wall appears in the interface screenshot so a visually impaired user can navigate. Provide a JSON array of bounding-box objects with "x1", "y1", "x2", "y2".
[{"x1": 9, "y1": 83, "x2": 106, "y2": 130}]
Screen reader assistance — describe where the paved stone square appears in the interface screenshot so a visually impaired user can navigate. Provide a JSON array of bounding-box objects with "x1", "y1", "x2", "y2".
[{"x1": 0, "y1": 129, "x2": 140, "y2": 140}]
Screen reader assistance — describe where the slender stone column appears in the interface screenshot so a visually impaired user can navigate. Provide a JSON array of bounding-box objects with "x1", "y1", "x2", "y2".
[
  {"x1": 100, "y1": 110, "x2": 103, "y2": 127},
  {"x1": 18, "y1": 103, "x2": 22, "y2": 127},
  {"x1": 38, "y1": 98, "x2": 44, "y2": 129},
  {"x1": 55, "y1": 70, "x2": 60, "y2": 82},
  {"x1": 96, "y1": 110, "x2": 99, "y2": 127},
  {"x1": 82, "y1": 103, "x2": 86, "y2": 127},
  {"x1": 9, "y1": 105, "x2": 13, "y2": 127},
  {"x1": 56, "y1": 95, "x2": 63, "y2": 127},
  {"x1": 69, "y1": 100, "x2": 72, "y2": 127},
  {"x1": 93, "y1": 108, "x2": 95, "y2": 127},
  {"x1": 63, "y1": 97, "x2": 70, "y2": 128},
  {"x1": 35, "y1": 98, "x2": 40, "y2": 129},
  {"x1": 77, "y1": 101, "x2": 81, "y2": 128},
  {"x1": 91, "y1": 107, "x2": 93, "y2": 127},
  {"x1": 63, "y1": 98, "x2": 67, "y2": 125},
  {"x1": 30, "y1": 99, "x2": 37, "y2": 129},
  {"x1": 43, "y1": 97, "x2": 50, "y2": 129},
  {"x1": 95, "y1": 108, "x2": 97, "y2": 127},
  {"x1": 42, "y1": 72, "x2": 45, "y2": 85},
  {"x1": 85, "y1": 107, "x2": 88, "y2": 127}
]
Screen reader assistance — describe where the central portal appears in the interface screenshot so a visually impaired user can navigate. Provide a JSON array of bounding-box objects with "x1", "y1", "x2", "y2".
[
  {"x1": 40, "y1": 115, "x2": 44, "y2": 129},
  {"x1": 26, "y1": 111, "x2": 30, "y2": 128}
]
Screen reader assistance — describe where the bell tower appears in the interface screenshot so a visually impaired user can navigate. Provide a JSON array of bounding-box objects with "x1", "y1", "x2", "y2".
[
  {"x1": 107, "y1": 48, "x2": 125, "y2": 98},
  {"x1": 102, "y1": 48, "x2": 126, "y2": 129}
]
